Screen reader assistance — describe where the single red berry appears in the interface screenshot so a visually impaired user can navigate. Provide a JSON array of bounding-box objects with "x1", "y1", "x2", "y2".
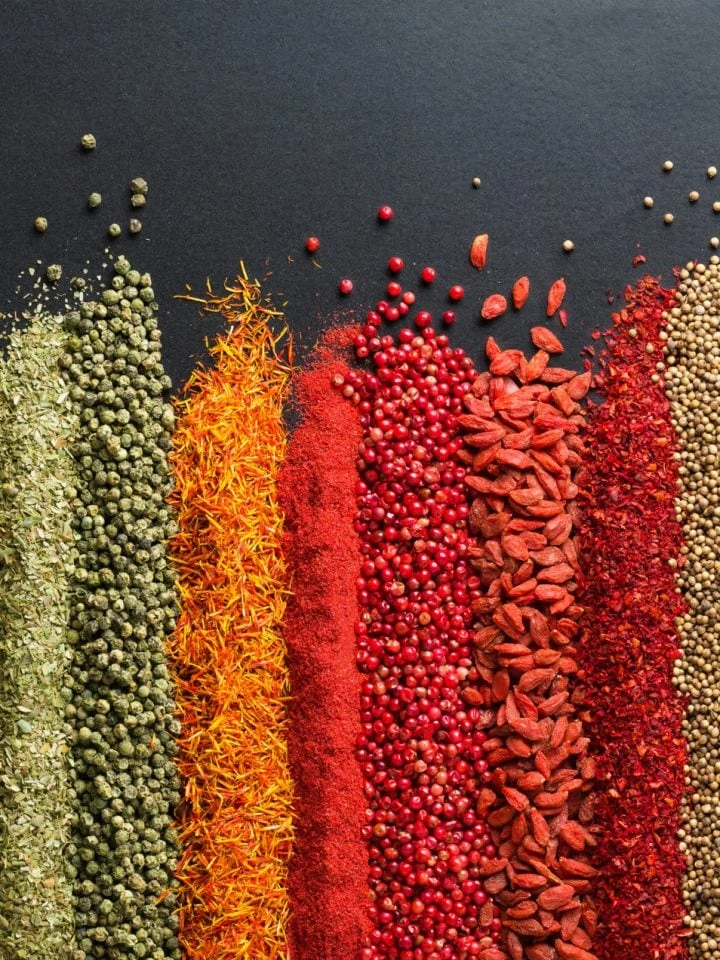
[
  {"x1": 385, "y1": 306, "x2": 400, "y2": 322},
  {"x1": 415, "y1": 310, "x2": 432, "y2": 328},
  {"x1": 398, "y1": 301, "x2": 409, "y2": 316},
  {"x1": 449, "y1": 285, "x2": 464, "y2": 301},
  {"x1": 338, "y1": 278, "x2": 353, "y2": 295},
  {"x1": 421, "y1": 266, "x2": 436, "y2": 283},
  {"x1": 377, "y1": 204, "x2": 394, "y2": 221},
  {"x1": 305, "y1": 236, "x2": 320, "y2": 253},
  {"x1": 366, "y1": 310, "x2": 381, "y2": 325},
  {"x1": 402, "y1": 290, "x2": 416, "y2": 305},
  {"x1": 388, "y1": 256, "x2": 404, "y2": 273},
  {"x1": 442, "y1": 310, "x2": 456, "y2": 325},
  {"x1": 387, "y1": 281, "x2": 402, "y2": 298},
  {"x1": 376, "y1": 300, "x2": 389, "y2": 315}
]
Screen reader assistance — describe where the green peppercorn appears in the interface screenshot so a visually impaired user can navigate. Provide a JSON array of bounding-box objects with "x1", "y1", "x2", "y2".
[
  {"x1": 128, "y1": 219, "x2": 143, "y2": 236},
  {"x1": 130, "y1": 177, "x2": 148, "y2": 195},
  {"x1": 34, "y1": 215, "x2": 48, "y2": 232},
  {"x1": 88, "y1": 192, "x2": 102, "y2": 209},
  {"x1": 130, "y1": 193, "x2": 146, "y2": 208},
  {"x1": 46, "y1": 263, "x2": 63, "y2": 283},
  {"x1": 81, "y1": 133, "x2": 97, "y2": 150},
  {"x1": 108, "y1": 223, "x2": 122, "y2": 239}
]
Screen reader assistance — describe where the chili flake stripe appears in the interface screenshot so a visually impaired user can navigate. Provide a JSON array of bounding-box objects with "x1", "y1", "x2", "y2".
[
  {"x1": 663, "y1": 257, "x2": 720, "y2": 959},
  {"x1": 170, "y1": 268, "x2": 294, "y2": 960},
  {"x1": 576, "y1": 276, "x2": 690, "y2": 960}
]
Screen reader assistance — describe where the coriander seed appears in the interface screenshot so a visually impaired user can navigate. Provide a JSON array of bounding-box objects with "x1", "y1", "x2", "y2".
[
  {"x1": 711, "y1": 238, "x2": 720, "y2": 249},
  {"x1": 472, "y1": 177, "x2": 481, "y2": 188},
  {"x1": 80, "y1": 133, "x2": 96, "y2": 150},
  {"x1": 644, "y1": 196, "x2": 654, "y2": 208},
  {"x1": 88, "y1": 192, "x2": 102, "y2": 209},
  {"x1": 663, "y1": 160, "x2": 674, "y2": 171},
  {"x1": 108, "y1": 223, "x2": 121, "y2": 238},
  {"x1": 689, "y1": 191, "x2": 700, "y2": 203},
  {"x1": 562, "y1": 239, "x2": 574, "y2": 253},
  {"x1": 708, "y1": 166, "x2": 717, "y2": 179},
  {"x1": 664, "y1": 213, "x2": 675, "y2": 224}
]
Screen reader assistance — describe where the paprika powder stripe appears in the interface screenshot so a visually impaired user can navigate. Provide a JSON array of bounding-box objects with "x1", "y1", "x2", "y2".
[
  {"x1": 169, "y1": 268, "x2": 294, "y2": 960},
  {"x1": 278, "y1": 329, "x2": 370, "y2": 960},
  {"x1": 575, "y1": 276, "x2": 690, "y2": 959},
  {"x1": 459, "y1": 336, "x2": 598, "y2": 960},
  {"x1": 662, "y1": 258, "x2": 720, "y2": 959}
]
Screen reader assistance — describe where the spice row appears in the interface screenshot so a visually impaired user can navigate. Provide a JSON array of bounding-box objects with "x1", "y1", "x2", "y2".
[
  {"x1": 169, "y1": 272, "x2": 294, "y2": 960},
  {"x1": 664, "y1": 258, "x2": 720, "y2": 959},
  {"x1": 0, "y1": 256, "x2": 715, "y2": 960},
  {"x1": 576, "y1": 278, "x2": 689, "y2": 960}
]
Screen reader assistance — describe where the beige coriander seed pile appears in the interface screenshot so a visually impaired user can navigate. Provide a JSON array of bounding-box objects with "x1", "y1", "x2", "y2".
[{"x1": 664, "y1": 255, "x2": 720, "y2": 958}]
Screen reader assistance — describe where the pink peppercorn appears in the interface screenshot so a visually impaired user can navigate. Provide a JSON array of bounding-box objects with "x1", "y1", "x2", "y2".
[
  {"x1": 378, "y1": 205, "x2": 394, "y2": 221},
  {"x1": 421, "y1": 266, "x2": 437, "y2": 283},
  {"x1": 338, "y1": 278, "x2": 353, "y2": 295}
]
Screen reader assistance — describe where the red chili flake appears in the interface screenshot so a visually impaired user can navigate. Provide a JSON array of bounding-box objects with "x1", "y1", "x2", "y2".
[
  {"x1": 632, "y1": 254, "x2": 647, "y2": 267},
  {"x1": 575, "y1": 275, "x2": 690, "y2": 960}
]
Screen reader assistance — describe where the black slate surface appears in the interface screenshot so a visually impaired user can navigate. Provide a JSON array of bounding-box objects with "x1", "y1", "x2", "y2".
[{"x1": 2, "y1": 0, "x2": 720, "y2": 388}]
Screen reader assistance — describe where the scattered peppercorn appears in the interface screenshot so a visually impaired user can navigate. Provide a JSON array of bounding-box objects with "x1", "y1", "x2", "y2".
[
  {"x1": 338, "y1": 278, "x2": 353, "y2": 295},
  {"x1": 34, "y1": 216, "x2": 48, "y2": 232},
  {"x1": 711, "y1": 237, "x2": 720, "y2": 249},
  {"x1": 664, "y1": 213, "x2": 675, "y2": 224},
  {"x1": 130, "y1": 193, "x2": 146, "y2": 208},
  {"x1": 45, "y1": 264, "x2": 62, "y2": 283},
  {"x1": 107, "y1": 223, "x2": 121, "y2": 238},
  {"x1": 377, "y1": 205, "x2": 393, "y2": 221},
  {"x1": 448, "y1": 284, "x2": 464, "y2": 300},
  {"x1": 663, "y1": 160, "x2": 674, "y2": 171},
  {"x1": 442, "y1": 309, "x2": 456, "y2": 324},
  {"x1": 130, "y1": 177, "x2": 148, "y2": 195},
  {"x1": 305, "y1": 236, "x2": 320, "y2": 253},
  {"x1": 689, "y1": 191, "x2": 700, "y2": 203},
  {"x1": 563, "y1": 239, "x2": 575, "y2": 252},
  {"x1": 708, "y1": 166, "x2": 717, "y2": 178},
  {"x1": 128, "y1": 218, "x2": 142, "y2": 235},
  {"x1": 644, "y1": 196, "x2": 654, "y2": 208},
  {"x1": 420, "y1": 265, "x2": 436, "y2": 283},
  {"x1": 80, "y1": 133, "x2": 96, "y2": 150},
  {"x1": 387, "y1": 256, "x2": 403, "y2": 273},
  {"x1": 87, "y1": 192, "x2": 102, "y2": 209},
  {"x1": 472, "y1": 176, "x2": 481, "y2": 188}
]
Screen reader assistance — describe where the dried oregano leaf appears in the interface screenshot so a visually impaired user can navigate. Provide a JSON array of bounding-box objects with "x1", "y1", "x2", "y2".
[{"x1": 0, "y1": 314, "x2": 79, "y2": 959}]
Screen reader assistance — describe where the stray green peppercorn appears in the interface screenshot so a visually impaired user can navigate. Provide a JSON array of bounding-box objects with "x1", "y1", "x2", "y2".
[
  {"x1": 130, "y1": 177, "x2": 148, "y2": 195},
  {"x1": 108, "y1": 223, "x2": 122, "y2": 239},
  {"x1": 130, "y1": 193, "x2": 146, "y2": 209},
  {"x1": 34, "y1": 216, "x2": 48, "y2": 233},
  {"x1": 80, "y1": 133, "x2": 96, "y2": 151},
  {"x1": 88, "y1": 192, "x2": 102, "y2": 209},
  {"x1": 45, "y1": 264, "x2": 63, "y2": 283},
  {"x1": 129, "y1": 219, "x2": 143, "y2": 235},
  {"x1": 71, "y1": 277, "x2": 87, "y2": 290}
]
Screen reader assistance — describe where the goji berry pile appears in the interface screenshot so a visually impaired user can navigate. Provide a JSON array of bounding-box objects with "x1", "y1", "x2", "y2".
[
  {"x1": 663, "y1": 258, "x2": 720, "y2": 959},
  {"x1": 457, "y1": 331, "x2": 598, "y2": 960},
  {"x1": 575, "y1": 276, "x2": 690, "y2": 960},
  {"x1": 337, "y1": 324, "x2": 505, "y2": 960}
]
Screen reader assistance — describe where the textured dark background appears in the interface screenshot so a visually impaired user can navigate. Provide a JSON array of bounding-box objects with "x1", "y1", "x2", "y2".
[{"x1": 2, "y1": 0, "x2": 720, "y2": 388}]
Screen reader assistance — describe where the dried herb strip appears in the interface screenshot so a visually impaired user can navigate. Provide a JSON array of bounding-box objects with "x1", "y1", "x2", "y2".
[
  {"x1": 169, "y1": 270, "x2": 294, "y2": 959},
  {"x1": 663, "y1": 258, "x2": 720, "y2": 959},
  {"x1": 576, "y1": 276, "x2": 689, "y2": 959},
  {"x1": 61, "y1": 256, "x2": 181, "y2": 959},
  {"x1": 0, "y1": 314, "x2": 79, "y2": 960}
]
